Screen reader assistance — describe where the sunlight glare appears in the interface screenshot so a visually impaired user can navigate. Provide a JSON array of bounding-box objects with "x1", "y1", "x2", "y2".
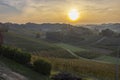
[{"x1": 68, "y1": 9, "x2": 79, "y2": 21}]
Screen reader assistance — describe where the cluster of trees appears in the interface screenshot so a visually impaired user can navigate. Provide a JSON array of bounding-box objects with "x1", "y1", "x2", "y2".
[
  {"x1": 45, "y1": 31, "x2": 85, "y2": 43},
  {"x1": 46, "y1": 32, "x2": 62, "y2": 42},
  {"x1": 0, "y1": 46, "x2": 52, "y2": 76},
  {"x1": 0, "y1": 23, "x2": 9, "y2": 45},
  {"x1": 0, "y1": 23, "x2": 9, "y2": 32},
  {"x1": 99, "y1": 29, "x2": 120, "y2": 37},
  {"x1": 45, "y1": 26, "x2": 94, "y2": 43},
  {"x1": 35, "y1": 33, "x2": 41, "y2": 38}
]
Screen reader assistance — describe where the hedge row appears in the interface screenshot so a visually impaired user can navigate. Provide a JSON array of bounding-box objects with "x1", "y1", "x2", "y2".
[
  {"x1": 0, "y1": 46, "x2": 31, "y2": 64},
  {"x1": 0, "y1": 46, "x2": 52, "y2": 76}
]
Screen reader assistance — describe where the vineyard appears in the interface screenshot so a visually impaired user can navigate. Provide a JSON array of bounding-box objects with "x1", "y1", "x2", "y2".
[
  {"x1": 4, "y1": 32, "x2": 76, "y2": 59},
  {"x1": 4, "y1": 32, "x2": 56, "y2": 52},
  {"x1": 4, "y1": 31, "x2": 120, "y2": 80},
  {"x1": 32, "y1": 56, "x2": 120, "y2": 80},
  {"x1": 32, "y1": 49, "x2": 76, "y2": 59}
]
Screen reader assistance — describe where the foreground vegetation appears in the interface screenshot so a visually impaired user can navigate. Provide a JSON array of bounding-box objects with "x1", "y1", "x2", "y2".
[
  {"x1": 0, "y1": 57, "x2": 51, "y2": 80},
  {"x1": 32, "y1": 56, "x2": 120, "y2": 80},
  {"x1": 0, "y1": 46, "x2": 52, "y2": 80}
]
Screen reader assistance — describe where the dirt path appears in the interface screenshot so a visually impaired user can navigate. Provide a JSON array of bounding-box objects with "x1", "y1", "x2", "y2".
[
  {"x1": 65, "y1": 49, "x2": 82, "y2": 59},
  {"x1": 0, "y1": 63, "x2": 28, "y2": 80}
]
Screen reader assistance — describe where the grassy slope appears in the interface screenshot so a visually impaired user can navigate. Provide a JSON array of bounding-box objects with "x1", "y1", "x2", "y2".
[
  {"x1": 4, "y1": 31, "x2": 56, "y2": 52},
  {"x1": 0, "y1": 57, "x2": 50, "y2": 80},
  {"x1": 3, "y1": 31, "x2": 120, "y2": 80},
  {"x1": 95, "y1": 56, "x2": 120, "y2": 64},
  {"x1": 4, "y1": 32, "x2": 76, "y2": 59},
  {"x1": 55, "y1": 43, "x2": 86, "y2": 52},
  {"x1": 51, "y1": 44, "x2": 112, "y2": 64},
  {"x1": 92, "y1": 37, "x2": 120, "y2": 50}
]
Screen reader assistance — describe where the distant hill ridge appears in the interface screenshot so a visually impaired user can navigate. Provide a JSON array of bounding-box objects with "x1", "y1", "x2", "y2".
[
  {"x1": 0, "y1": 22, "x2": 120, "y2": 35},
  {"x1": 86, "y1": 23, "x2": 120, "y2": 33}
]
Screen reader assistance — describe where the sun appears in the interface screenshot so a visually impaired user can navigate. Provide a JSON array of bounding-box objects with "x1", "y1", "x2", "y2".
[{"x1": 68, "y1": 9, "x2": 79, "y2": 21}]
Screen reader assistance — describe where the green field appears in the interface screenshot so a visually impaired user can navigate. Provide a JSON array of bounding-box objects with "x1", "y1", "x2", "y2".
[
  {"x1": 95, "y1": 56, "x2": 120, "y2": 64},
  {"x1": 55, "y1": 43, "x2": 86, "y2": 52}
]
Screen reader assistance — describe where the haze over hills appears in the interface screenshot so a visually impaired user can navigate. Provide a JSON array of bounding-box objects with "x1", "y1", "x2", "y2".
[
  {"x1": 1, "y1": 22, "x2": 120, "y2": 32},
  {"x1": 85, "y1": 23, "x2": 120, "y2": 33},
  {"x1": 0, "y1": 22, "x2": 120, "y2": 51},
  {"x1": 0, "y1": 22, "x2": 120, "y2": 47},
  {"x1": 0, "y1": 22, "x2": 120, "y2": 80},
  {"x1": 0, "y1": 22, "x2": 95, "y2": 37}
]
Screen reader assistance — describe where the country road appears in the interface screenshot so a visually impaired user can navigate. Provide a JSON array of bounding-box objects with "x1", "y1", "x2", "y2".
[{"x1": 65, "y1": 49, "x2": 81, "y2": 59}]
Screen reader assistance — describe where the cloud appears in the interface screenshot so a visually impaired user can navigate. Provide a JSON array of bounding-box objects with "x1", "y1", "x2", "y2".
[
  {"x1": 0, "y1": 0, "x2": 120, "y2": 23},
  {"x1": 0, "y1": 0, "x2": 27, "y2": 15},
  {"x1": 31, "y1": 0, "x2": 68, "y2": 3},
  {"x1": 25, "y1": 0, "x2": 69, "y2": 14},
  {"x1": 1, "y1": 0, "x2": 27, "y2": 9},
  {"x1": 0, "y1": 2, "x2": 20, "y2": 15}
]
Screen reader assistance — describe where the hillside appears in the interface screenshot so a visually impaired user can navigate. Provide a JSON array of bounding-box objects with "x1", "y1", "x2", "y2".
[
  {"x1": 92, "y1": 37, "x2": 120, "y2": 50},
  {"x1": 3, "y1": 31, "x2": 76, "y2": 59},
  {"x1": 1, "y1": 22, "x2": 120, "y2": 80},
  {"x1": 0, "y1": 23, "x2": 94, "y2": 37}
]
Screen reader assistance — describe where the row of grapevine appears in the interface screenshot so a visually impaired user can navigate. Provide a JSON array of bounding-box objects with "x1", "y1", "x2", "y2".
[
  {"x1": 32, "y1": 48, "x2": 76, "y2": 59},
  {"x1": 32, "y1": 56, "x2": 120, "y2": 80}
]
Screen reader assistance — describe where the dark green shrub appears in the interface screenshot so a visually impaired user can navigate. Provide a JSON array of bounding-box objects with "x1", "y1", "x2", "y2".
[
  {"x1": 33, "y1": 59, "x2": 51, "y2": 76},
  {"x1": 14, "y1": 51, "x2": 31, "y2": 64}
]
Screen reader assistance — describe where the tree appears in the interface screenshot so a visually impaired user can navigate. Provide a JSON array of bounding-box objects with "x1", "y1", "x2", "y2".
[
  {"x1": 100, "y1": 29, "x2": 115, "y2": 37},
  {"x1": 36, "y1": 33, "x2": 40, "y2": 38},
  {"x1": 0, "y1": 23, "x2": 9, "y2": 32},
  {"x1": 0, "y1": 32, "x2": 3, "y2": 46},
  {"x1": 46, "y1": 32, "x2": 62, "y2": 42}
]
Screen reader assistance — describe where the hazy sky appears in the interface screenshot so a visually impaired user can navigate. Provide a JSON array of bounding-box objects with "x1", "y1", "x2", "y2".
[{"x1": 0, "y1": 0, "x2": 120, "y2": 24}]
